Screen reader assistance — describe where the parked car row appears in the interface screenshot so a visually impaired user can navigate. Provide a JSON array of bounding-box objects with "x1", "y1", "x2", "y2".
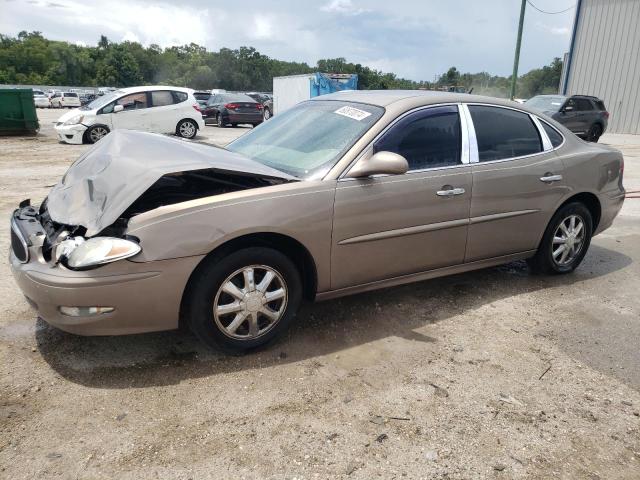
[{"x1": 51, "y1": 85, "x2": 274, "y2": 144}]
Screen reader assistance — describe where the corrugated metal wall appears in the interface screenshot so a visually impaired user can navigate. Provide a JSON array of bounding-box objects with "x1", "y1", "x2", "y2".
[{"x1": 565, "y1": 0, "x2": 640, "y2": 134}]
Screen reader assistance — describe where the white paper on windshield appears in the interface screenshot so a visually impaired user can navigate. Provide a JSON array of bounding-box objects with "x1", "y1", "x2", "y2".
[
  {"x1": 551, "y1": 102, "x2": 562, "y2": 105},
  {"x1": 334, "y1": 106, "x2": 372, "y2": 121}
]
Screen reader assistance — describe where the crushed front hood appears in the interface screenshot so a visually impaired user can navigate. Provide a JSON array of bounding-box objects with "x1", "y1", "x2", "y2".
[{"x1": 46, "y1": 130, "x2": 295, "y2": 236}]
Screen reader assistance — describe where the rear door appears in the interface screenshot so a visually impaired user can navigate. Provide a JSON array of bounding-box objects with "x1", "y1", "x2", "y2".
[
  {"x1": 465, "y1": 104, "x2": 566, "y2": 261},
  {"x1": 148, "y1": 90, "x2": 179, "y2": 133},
  {"x1": 575, "y1": 98, "x2": 597, "y2": 134},
  {"x1": 331, "y1": 105, "x2": 472, "y2": 289}
]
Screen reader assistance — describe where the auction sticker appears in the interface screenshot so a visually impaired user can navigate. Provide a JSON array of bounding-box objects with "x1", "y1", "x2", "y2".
[{"x1": 334, "y1": 106, "x2": 372, "y2": 121}]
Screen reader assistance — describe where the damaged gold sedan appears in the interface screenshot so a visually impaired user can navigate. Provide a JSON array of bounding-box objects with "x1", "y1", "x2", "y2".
[{"x1": 10, "y1": 91, "x2": 625, "y2": 352}]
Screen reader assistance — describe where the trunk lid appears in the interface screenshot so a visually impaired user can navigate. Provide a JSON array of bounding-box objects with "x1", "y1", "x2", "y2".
[{"x1": 45, "y1": 130, "x2": 295, "y2": 236}]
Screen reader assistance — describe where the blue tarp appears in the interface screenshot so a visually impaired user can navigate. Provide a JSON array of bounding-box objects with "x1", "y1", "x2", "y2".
[{"x1": 310, "y1": 73, "x2": 358, "y2": 98}]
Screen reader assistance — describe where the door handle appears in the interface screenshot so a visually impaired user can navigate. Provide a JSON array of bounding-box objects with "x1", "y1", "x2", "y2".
[
  {"x1": 436, "y1": 187, "x2": 465, "y2": 197},
  {"x1": 539, "y1": 174, "x2": 563, "y2": 183}
]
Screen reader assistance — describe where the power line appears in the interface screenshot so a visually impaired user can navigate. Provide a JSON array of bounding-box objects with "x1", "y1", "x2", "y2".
[{"x1": 526, "y1": 0, "x2": 575, "y2": 15}]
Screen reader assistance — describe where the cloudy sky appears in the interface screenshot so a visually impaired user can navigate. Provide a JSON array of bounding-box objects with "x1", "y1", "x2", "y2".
[{"x1": 1, "y1": 0, "x2": 576, "y2": 80}]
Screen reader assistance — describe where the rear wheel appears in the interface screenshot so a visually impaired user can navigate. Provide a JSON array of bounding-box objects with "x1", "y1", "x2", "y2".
[
  {"x1": 186, "y1": 247, "x2": 302, "y2": 353},
  {"x1": 177, "y1": 119, "x2": 198, "y2": 139},
  {"x1": 527, "y1": 202, "x2": 593, "y2": 274},
  {"x1": 587, "y1": 123, "x2": 602, "y2": 142}
]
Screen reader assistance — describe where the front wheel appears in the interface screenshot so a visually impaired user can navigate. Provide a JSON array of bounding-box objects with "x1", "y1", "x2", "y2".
[
  {"x1": 177, "y1": 119, "x2": 198, "y2": 139},
  {"x1": 217, "y1": 113, "x2": 226, "y2": 128},
  {"x1": 85, "y1": 125, "x2": 110, "y2": 144},
  {"x1": 263, "y1": 108, "x2": 271, "y2": 121},
  {"x1": 527, "y1": 202, "x2": 593, "y2": 274},
  {"x1": 186, "y1": 247, "x2": 302, "y2": 353}
]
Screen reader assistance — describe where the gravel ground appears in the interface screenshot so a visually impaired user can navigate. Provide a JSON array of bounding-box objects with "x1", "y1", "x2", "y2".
[{"x1": 1, "y1": 109, "x2": 639, "y2": 479}]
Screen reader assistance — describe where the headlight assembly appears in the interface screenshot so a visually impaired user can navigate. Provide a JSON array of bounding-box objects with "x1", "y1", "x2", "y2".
[
  {"x1": 63, "y1": 114, "x2": 84, "y2": 126},
  {"x1": 60, "y1": 237, "x2": 141, "y2": 270}
]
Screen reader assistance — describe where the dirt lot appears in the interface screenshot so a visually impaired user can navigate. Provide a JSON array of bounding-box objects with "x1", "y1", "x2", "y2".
[{"x1": 1, "y1": 109, "x2": 640, "y2": 479}]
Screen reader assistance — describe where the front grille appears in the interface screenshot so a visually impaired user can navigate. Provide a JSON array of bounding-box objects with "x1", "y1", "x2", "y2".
[{"x1": 11, "y1": 219, "x2": 29, "y2": 263}]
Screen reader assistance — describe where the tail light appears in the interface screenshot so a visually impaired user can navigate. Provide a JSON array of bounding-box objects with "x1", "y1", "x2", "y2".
[
  {"x1": 255, "y1": 103, "x2": 263, "y2": 110},
  {"x1": 225, "y1": 103, "x2": 239, "y2": 110},
  {"x1": 603, "y1": 111, "x2": 610, "y2": 120},
  {"x1": 192, "y1": 103, "x2": 201, "y2": 113}
]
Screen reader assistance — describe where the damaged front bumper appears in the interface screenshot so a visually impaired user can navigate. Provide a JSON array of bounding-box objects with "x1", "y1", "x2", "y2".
[
  {"x1": 54, "y1": 123, "x2": 87, "y2": 144},
  {"x1": 9, "y1": 205, "x2": 203, "y2": 336}
]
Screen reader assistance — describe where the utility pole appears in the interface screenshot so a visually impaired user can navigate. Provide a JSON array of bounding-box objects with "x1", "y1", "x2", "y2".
[{"x1": 510, "y1": 0, "x2": 527, "y2": 100}]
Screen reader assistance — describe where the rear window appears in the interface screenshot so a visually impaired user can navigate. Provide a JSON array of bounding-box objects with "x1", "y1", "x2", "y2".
[
  {"x1": 220, "y1": 94, "x2": 256, "y2": 103},
  {"x1": 173, "y1": 91, "x2": 188, "y2": 103},
  {"x1": 540, "y1": 121, "x2": 564, "y2": 148},
  {"x1": 469, "y1": 105, "x2": 542, "y2": 161},
  {"x1": 65, "y1": 93, "x2": 78, "y2": 98},
  {"x1": 595, "y1": 100, "x2": 606, "y2": 111},
  {"x1": 151, "y1": 91, "x2": 175, "y2": 107}
]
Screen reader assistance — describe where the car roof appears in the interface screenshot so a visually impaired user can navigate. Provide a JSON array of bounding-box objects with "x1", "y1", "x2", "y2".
[
  {"x1": 315, "y1": 89, "x2": 544, "y2": 111},
  {"x1": 118, "y1": 85, "x2": 193, "y2": 94},
  {"x1": 571, "y1": 94, "x2": 602, "y2": 100}
]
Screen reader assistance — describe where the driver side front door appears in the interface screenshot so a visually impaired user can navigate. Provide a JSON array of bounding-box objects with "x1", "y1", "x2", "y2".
[
  {"x1": 111, "y1": 92, "x2": 152, "y2": 131},
  {"x1": 330, "y1": 105, "x2": 472, "y2": 290}
]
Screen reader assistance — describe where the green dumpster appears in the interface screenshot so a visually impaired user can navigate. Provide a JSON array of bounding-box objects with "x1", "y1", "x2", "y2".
[{"x1": 0, "y1": 88, "x2": 39, "y2": 135}]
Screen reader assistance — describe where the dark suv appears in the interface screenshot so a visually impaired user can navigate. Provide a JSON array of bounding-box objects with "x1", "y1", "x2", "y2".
[{"x1": 525, "y1": 94, "x2": 609, "y2": 142}]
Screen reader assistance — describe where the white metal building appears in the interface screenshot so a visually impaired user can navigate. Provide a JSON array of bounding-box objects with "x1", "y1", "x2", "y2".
[{"x1": 561, "y1": 0, "x2": 640, "y2": 134}]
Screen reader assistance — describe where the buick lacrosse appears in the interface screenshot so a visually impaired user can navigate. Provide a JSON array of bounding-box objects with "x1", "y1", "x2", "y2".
[{"x1": 10, "y1": 91, "x2": 625, "y2": 352}]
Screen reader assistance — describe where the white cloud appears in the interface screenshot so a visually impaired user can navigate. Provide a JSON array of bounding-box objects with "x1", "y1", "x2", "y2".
[
  {"x1": 251, "y1": 15, "x2": 274, "y2": 40},
  {"x1": 536, "y1": 22, "x2": 571, "y2": 36},
  {"x1": 320, "y1": 0, "x2": 366, "y2": 16}
]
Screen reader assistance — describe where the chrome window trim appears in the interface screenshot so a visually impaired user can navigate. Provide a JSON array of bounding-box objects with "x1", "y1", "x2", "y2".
[
  {"x1": 536, "y1": 117, "x2": 567, "y2": 151},
  {"x1": 530, "y1": 114, "x2": 553, "y2": 151},
  {"x1": 463, "y1": 102, "x2": 552, "y2": 166},
  {"x1": 338, "y1": 102, "x2": 469, "y2": 181}
]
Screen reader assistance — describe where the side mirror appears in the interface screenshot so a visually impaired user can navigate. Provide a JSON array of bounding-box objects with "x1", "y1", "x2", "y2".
[
  {"x1": 346, "y1": 151, "x2": 409, "y2": 178},
  {"x1": 113, "y1": 104, "x2": 124, "y2": 113}
]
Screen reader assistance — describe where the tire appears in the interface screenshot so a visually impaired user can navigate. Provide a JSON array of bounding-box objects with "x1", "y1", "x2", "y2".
[
  {"x1": 217, "y1": 113, "x2": 226, "y2": 128},
  {"x1": 176, "y1": 119, "x2": 198, "y2": 139},
  {"x1": 185, "y1": 247, "x2": 303, "y2": 354},
  {"x1": 263, "y1": 108, "x2": 271, "y2": 121},
  {"x1": 85, "y1": 125, "x2": 110, "y2": 144},
  {"x1": 587, "y1": 124, "x2": 602, "y2": 142},
  {"x1": 527, "y1": 202, "x2": 593, "y2": 275}
]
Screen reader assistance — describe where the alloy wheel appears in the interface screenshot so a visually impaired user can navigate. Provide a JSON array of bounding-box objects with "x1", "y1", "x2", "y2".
[
  {"x1": 213, "y1": 265, "x2": 288, "y2": 340},
  {"x1": 89, "y1": 126, "x2": 108, "y2": 142},
  {"x1": 552, "y1": 214, "x2": 585, "y2": 265},
  {"x1": 179, "y1": 121, "x2": 196, "y2": 138}
]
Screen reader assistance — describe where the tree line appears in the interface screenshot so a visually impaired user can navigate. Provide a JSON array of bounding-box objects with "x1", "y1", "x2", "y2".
[{"x1": 0, "y1": 31, "x2": 561, "y2": 98}]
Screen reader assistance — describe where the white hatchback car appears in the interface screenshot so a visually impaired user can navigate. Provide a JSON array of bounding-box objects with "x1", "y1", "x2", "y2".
[
  {"x1": 50, "y1": 92, "x2": 82, "y2": 109},
  {"x1": 32, "y1": 92, "x2": 50, "y2": 108},
  {"x1": 54, "y1": 86, "x2": 205, "y2": 144}
]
